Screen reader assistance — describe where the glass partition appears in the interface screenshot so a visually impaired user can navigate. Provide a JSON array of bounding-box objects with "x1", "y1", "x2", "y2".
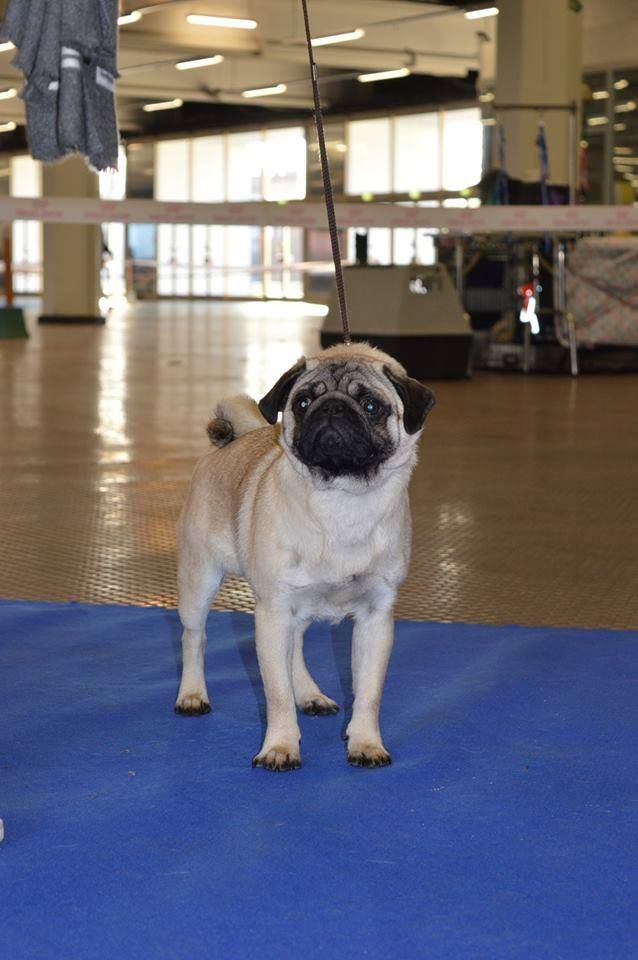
[
  {"x1": 442, "y1": 108, "x2": 484, "y2": 190},
  {"x1": 153, "y1": 127, "x2": 306, "y2": 298},
  {"x1": 345, "y1": 107, "x2": 482, "y2": 268},
  {"x1": 394, "y1": 112, "x2": 440, "y2": 193},
  {"x1": 346, "y1": 118, "x2": 392, "y2": 195}
]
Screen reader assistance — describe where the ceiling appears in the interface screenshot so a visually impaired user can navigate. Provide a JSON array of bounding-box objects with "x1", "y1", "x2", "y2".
[
  {"x1": 0, "y1": 1, "x2": 486, "y2": 140},
  {"x1": 116, "y1": 0, "x2": 485, "y2": 134},
  {"x1": 0, "y1": 0, "x2": 637, "y2": 145}
]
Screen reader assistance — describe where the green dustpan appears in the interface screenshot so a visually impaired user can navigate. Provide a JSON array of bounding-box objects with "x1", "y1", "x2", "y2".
[{"x1": 0, "y1": 306, "x2": 28, "y2": 338}]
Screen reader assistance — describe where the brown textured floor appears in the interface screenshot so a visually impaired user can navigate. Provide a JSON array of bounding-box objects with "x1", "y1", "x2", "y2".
[{"x1": 1, "y1": 300, "x2": 637, "y2": 629}]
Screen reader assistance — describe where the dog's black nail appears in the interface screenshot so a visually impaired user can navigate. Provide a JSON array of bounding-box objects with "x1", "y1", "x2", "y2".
[
  {"x1": 174, "y1": 701, "x2": 211, "y2": 716},
  {"x1": 302, "y1": 699, "x2": 339, "y2": 717},
  {"x1": 347, "y1": 750, "x2": 391, "y2": 768}
]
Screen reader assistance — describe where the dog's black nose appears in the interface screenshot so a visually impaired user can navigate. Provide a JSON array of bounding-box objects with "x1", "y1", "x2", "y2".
[{"x1": 321, "y1": 398, "x2": 346, "y2": 417}]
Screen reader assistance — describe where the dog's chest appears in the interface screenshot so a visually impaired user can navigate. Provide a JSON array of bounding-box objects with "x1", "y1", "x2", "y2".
[
  {"x1": 280, "y1": 525, "x2": 393, "y2": 621},
  {"x1": 285, "y1": 571, "x2": 384, "y2": 622}
]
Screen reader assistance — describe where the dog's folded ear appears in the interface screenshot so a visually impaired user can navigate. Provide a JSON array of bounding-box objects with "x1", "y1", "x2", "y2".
[
  {"x1": 258, "y1": 358, "x2": 307, "y2": 424},
  {"x1": 383, "y1": 365, "x2": 436, "y2": 434}
]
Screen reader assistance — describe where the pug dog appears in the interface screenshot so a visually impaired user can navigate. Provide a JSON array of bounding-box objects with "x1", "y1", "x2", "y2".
[{"x1": 175, "y1": 342, "x2": 435, "y2": 771}]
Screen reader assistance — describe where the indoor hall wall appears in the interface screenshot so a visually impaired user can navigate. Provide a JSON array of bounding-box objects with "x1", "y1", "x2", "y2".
[{"x1": 145, "y1": 102, "x2": 485, "y2": 302}]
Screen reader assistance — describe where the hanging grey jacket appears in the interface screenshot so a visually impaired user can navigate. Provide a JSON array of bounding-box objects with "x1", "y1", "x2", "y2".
[{"x1": 1, "y1": 0, "x2": 120, "y2": 171}]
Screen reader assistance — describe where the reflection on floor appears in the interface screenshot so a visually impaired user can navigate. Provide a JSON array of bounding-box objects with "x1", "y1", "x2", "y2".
[{"x1": 1, "y1": 299, "x2": 636, "y2": 629}]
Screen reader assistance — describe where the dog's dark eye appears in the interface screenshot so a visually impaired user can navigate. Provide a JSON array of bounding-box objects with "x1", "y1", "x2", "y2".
[
  {"x1": 295, "y1": 394, "x2": 312, "y2": 411},
  {"x1": 361, "y1": 397, "x2": 380, "y2": 415}
]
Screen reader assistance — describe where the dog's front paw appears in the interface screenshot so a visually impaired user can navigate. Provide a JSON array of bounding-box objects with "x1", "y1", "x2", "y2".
[
  {"x1": 299, "y1": 694, "x2": 339, "y2": 716},
  {"x1": 346, "y1": 739, "x2": 392, "y2": 768},
  {"x1": 174, "y1": 693, "x2": 211, "y2": 716},
  {"x1": 252, "y1": 746, "x2": 301, "y2": 772}
]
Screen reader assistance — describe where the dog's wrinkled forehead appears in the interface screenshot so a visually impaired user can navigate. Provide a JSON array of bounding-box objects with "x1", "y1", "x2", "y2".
[{"x1": 297, "y1": 359, "x2": 393, "y2": 401}]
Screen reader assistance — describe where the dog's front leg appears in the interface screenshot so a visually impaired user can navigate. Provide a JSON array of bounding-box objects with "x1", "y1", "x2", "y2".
[
  {"x1": 252, "y1": 603, "x2": 301, "y2": 771},
  {"x1": 346, "y1": 607, "x2": 395, "y2": 767},
  {"x1": 293, "y1": 623, "x2": 339, "y2": 716}
]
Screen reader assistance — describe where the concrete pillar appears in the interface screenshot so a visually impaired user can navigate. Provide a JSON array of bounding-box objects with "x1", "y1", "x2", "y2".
[
  {"x1": 494, "y1": 0, "x2": 583, "y2": 189},
  {"x1": 40, "y1": 156, "x2": 103, "y2": 323}
]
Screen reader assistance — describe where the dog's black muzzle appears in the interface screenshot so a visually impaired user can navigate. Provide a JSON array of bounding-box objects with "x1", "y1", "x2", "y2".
[{"x1": 296, "y1": 397, "x2": 378, "y2": 477}]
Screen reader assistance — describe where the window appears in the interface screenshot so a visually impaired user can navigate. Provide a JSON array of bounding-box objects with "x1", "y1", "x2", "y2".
[
  {"x1": 345, "y1": 108, "x2": 482, "y2": 267},
  {"x1": 192, "y1": 137, "x2": 225, "y2": 202},
  {"x1": 155, "y1": 140, "x2": 190, "y2": 201},
  {"x1": 263, "y1": 225, "x2": 304, "y2": 299},
  {"x1": 263, "y1": 128, "x2": 306, "y2": 201},
  {"x1": 347, "y1": 227, "x2": 392, "y2": 266},
  {"x1": 393, "y1": 201, "x2": 438, "y2": 266},
  {"x1": 227, "y1": 131, "x2": 263, "y2": 201},
  {"x1": 153, "y1": 128, "x2": 307, "y2": 299},
  {"x1": 11, "y1": 156, "x2": 42, "y2": 294},
  {"x1": 263, "y1": 128, "x2": 306, "y2": 297},
  {"x1": 192, "y1": 224, "x2": 225, "y2": 297},
  {"x1": 99, "y1": 147, "x2": 127, "y2": 300},
  {"x1": 394, "y1": 113, "x2": 440, "y2": 193},
  {"x1": 442, "y1": 108, "x2": 484, "y2": 190},
  {"x1": 346, "y1": 108, "x2": 483, "y2": 197},
  {"x1": 191, "y1": 137, "x2": 225, "y2": 296},
  {"x1": 346, "y1": 118, "x2": 392, "y2": 195},
  {"x1": 155, "y1": 140, "x2": 191, "y2": 296}
]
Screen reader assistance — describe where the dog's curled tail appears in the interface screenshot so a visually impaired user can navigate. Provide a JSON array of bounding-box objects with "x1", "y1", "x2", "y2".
[{"x1": 206, "y1": 394, "x2": 266, "y2": 447}]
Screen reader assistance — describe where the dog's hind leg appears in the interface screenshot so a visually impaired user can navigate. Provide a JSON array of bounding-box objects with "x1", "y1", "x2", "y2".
[
  {"x1": 175, "y1": 545, "x2": 223, "y2": 716},
  {"x1": 292, "y1": 625, "x2": 339, "y2": 716},
  {"x1": 251, "y1": 604, "x2": 302, "y2": 771}
]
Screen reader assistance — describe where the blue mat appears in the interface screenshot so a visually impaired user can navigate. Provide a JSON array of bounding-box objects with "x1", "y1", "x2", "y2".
[{"x1": 0, "y1": 600, "x2": 636, "y2": 960}]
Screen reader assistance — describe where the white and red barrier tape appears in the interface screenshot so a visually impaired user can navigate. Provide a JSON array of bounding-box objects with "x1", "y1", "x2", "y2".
[{"x1": 2, "y1": 197, "x2": 638, "y2": 233}]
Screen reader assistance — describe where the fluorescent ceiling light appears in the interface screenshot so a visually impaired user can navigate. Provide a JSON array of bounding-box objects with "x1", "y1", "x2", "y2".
[
  {"x1": 587, "y1": 116, "x2": 608, "y2": 126},
  {"x1": 0, "y1": 121, "x2": 16, "y2": 133},
  {"x1": 358, "y1": 67, "x2": 410, "y2": 83},
  {"x1": 592, "y1": 90, "x2": 609, "y2": 100},
  {"x1": 186, "y1": 14, "x2": 257, "y2": 29},
  {"x1": 142, "y1": 97, "x2": 183, "y2": 112},
  {"x1": 176, "y1": 54, "x2": 224, "y2": 70},
  {"x1": 0, "y1": 41, "x2": 15, "y2": 52},
  {"x1": 615, "y1": 100, "x2": 637, "y2": 112},
  {"x1": 118, "y1": 11, "x2": 142, "y2": 25},
  {"x1": 311, "y1": 28, "x2": 364, "y2": 47},
  {"x1": 241, "y1": 83, "x2": 287, "y2": 98},
  {"x1": 614, "y1": 122, "x2": 627, "y2": 131},
  {"x1": 0, "y1": 87, "x2": 17, "y2": 100},
  {"x1": 614, "y1": 79, "x2": 629, "y2": 90},
  {"x1": 614, "y1": 146, "x2": 633, "y2": 155},
  {"x1": 464, "y1": 6, "x2": 498, "y2": 20}
]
